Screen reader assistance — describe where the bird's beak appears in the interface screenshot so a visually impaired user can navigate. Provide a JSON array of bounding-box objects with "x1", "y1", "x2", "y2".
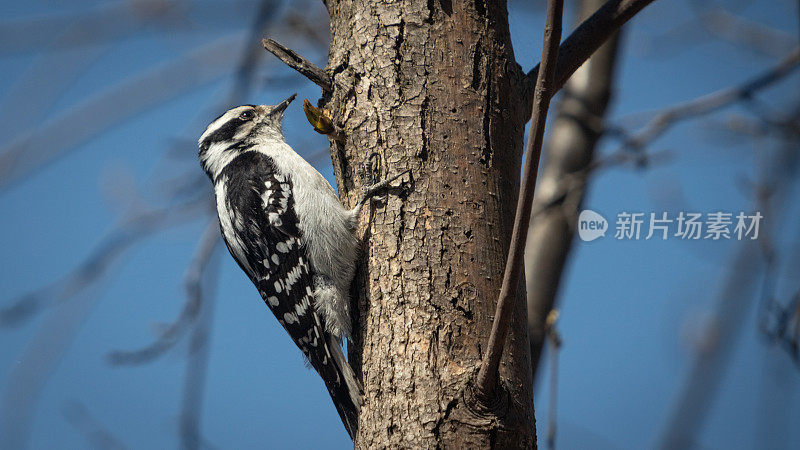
[{"x1": 271, "y1": 93, "x2": 297, "y2": 115}]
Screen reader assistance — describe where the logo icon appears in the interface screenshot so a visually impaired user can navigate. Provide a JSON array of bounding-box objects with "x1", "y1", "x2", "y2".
[{"x1": 578, "y1": 209, "x2": 607, "y2": 241}]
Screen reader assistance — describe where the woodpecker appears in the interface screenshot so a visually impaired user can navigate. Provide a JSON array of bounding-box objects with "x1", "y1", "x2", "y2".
[{"x1": 198, "y1": 94, "x2": 404, "y2": 439}]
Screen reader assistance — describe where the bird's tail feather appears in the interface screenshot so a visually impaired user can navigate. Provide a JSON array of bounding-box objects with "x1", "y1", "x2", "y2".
[{"x1": 316, "y1": 334, "x2": 362, "y2": 440}]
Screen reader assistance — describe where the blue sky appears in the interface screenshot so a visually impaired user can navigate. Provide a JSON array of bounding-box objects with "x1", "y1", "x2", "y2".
[{"x1": 1, "y1": 1, "x2": 799, "y2": 449}]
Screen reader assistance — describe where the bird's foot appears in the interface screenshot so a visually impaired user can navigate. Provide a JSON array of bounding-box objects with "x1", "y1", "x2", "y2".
[{"x1": 359, "y1": 170, "x2": 410, "y2": 204}]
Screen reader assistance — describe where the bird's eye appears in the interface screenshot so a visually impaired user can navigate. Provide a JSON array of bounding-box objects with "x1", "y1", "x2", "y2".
[{"x1": 239, "y1": 110, "x2": 255, "y2": 120}]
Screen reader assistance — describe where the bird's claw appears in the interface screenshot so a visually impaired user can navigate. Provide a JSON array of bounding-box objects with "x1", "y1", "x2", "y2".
[{"x1": 359, "y1": 170, "x2": 411, "y2": 205}]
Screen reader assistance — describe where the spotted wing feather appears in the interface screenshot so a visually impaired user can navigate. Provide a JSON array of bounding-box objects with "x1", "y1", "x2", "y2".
[{"x1": 216, "y1": 151, "x2": 358, "y2": 437}]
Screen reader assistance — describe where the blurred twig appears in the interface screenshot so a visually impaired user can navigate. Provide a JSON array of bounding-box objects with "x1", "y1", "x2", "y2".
[
  {"x1": 643, "y1": 3, "x2": 796, "y2": 58},
  {"x1": 0, "y1": 0, "x2": 263, "y2": 53},
  {"x1": 0, "y1": 1, "x2": 323, "y2": 448},
  {"x1": 0, "y1": 197, "x2": 207, "y2": 449},
  {"x1": 0, "y1": 1, "x2": 181, "y2": 52},
  {"x1": 63, "y1": 400, "x2": 129, "y2": 450},
  {"x1": 107, "y1": 221, "x2": 220, "y2": 366},
  {"x1": 2, "y1": 262, "x2": 113, "y2": 448},
  {"x1": 177, "y1": 223, "x2": 222, "y2": 450},
  {"x1": 689, "y1": 1, "x2": 797, "y2": 57},
  {"x1": 0, "y1": 29, "x2": 108, "y2": 138},
  {"x1": 657, "y1": 114, "x2": 800, "y2": 449},
  {"x1": 0, "y1": 198, "x2": 208, "y2": 327},
  {"x1": 545, "y1": 310, "x2": 562, "y2": 450},
  {"x1": 611, "y1": 47, "x2": 800, "y2": 155},
  {"x1": 0, "y1": 33, "x2": 246, "y2": 193},
  {"x1": 761, "y1": 290, "x2": 800, "y2": 366}
]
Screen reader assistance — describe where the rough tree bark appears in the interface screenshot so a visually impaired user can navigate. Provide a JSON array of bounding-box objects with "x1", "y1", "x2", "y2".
[
  {"x1": 322, "y1": 0, "x2": 533, "y2": 447},
  {"x1": 524, "y1": 0, "x2": 623, "y2": 379}
]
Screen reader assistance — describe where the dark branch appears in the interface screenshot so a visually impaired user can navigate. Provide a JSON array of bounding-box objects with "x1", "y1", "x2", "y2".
[
  {"x1": 523, "y1": 0, "x2": 657, "y2": 109},
  {"x1": 475, "y1": 0, "x2": 564, "y2": 400},
  {"x1": 262, "y1": 38, "x2": 332, "y2": 91}
]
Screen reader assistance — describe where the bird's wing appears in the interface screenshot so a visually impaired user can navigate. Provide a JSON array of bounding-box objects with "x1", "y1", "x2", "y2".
[{"x1": 218, "y1": 151, "x2": 360, "y2": 438}]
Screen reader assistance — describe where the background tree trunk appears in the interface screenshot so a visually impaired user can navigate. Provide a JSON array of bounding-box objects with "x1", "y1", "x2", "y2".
[
  {"x1": 524, "y1": 0, "x2": 623, "y2": 380},
  {"x1": 322, "y1": 0, "x2": 535, "y2": 447}
]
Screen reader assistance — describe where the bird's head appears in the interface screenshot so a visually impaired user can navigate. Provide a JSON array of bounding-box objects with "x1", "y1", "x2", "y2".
[{"x1": 198, "y1": 93, "x2": 296, "y2": 179}]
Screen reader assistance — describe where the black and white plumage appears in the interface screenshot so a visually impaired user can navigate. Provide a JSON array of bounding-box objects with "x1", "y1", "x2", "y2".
[{"x1": 197, "y1": 95, "x2": 373, "y2": 438}]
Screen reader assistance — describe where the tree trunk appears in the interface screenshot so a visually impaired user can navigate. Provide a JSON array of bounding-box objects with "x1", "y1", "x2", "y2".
[
  {"x1": 321, "y1": 0, "x2": 535, "y2": 447},
  {"x1": 524, "y1": 0, "x2": 623, "y2": 380}
]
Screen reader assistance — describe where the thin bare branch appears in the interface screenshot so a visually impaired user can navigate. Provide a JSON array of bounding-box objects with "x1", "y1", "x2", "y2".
[
  {"x1": 262, "y1": 38, "x2": 332, "y2": 91},
  {"x1": 522, "y1": 0, "x2": 657, "y2": 109},
  {"x1": 476, "y1": 0, "x2": 564, "y2": 400}
]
